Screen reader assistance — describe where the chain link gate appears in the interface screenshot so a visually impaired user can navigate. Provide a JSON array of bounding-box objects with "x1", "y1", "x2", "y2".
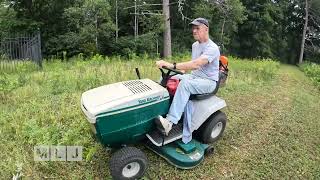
[{"x1": 0, "y1": 30, "x2": 42, "y2": 68}]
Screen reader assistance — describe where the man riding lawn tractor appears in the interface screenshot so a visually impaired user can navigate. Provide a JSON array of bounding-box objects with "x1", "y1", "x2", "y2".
[
  {"x1": 80, "y1": 17, "x2": 228, "y2": 179},
  {"x1": 155, "y1": 17, "x2": 221, "y2": 144}
]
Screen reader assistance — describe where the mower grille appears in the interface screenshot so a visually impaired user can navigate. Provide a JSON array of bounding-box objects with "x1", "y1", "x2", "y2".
[{"x1": 123, "y1": 80, "x2": 152, "y2": 94}]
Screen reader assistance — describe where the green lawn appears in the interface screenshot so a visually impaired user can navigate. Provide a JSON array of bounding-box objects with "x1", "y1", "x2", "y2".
[{"x1": 0, "y1": 56, "x2": 319, "y2": 179}]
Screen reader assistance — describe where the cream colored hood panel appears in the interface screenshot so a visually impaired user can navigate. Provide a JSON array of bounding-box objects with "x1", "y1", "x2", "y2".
[{"x1": 81, "y1": 79, "x2": 169, "y2": 123}]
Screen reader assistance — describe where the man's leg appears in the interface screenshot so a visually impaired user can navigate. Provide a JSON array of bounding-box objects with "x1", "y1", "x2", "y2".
[
  {"x1": 166, "y1": 76, "x2": 216, "y2": 123},
  {"x1": 159, "y1": 76, "x2": 217, "y2": 135},
  {"x1": 156, "y1": 74, "x2": 193, "y2": 135},
  {"x1": 182, "y1": 100, "x2": 194, "y2": 143},
  {"x1": 181, "y1": 78, "x2": 217, "y2": 143}
]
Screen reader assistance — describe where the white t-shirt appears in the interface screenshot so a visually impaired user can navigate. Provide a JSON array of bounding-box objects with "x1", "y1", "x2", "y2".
[{"x1": 191, "y1": 39, "x2": 220, "y2": 81}]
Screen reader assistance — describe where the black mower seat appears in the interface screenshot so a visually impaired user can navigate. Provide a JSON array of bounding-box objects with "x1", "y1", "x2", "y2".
[{"x1": 189, "y1": 79, "x2": 220, "y2": 100}]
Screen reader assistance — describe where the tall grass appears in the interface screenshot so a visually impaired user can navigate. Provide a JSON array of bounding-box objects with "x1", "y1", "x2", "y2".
[
  {"x1": 300, "y1": 62, "x2": 320, "y2": 90},
  {"x1": 0, "y1": 55, "x2": 280, "y2": 178},
  {"x1": 222, "y1": 57, "x2": 280, "y2": 93}
]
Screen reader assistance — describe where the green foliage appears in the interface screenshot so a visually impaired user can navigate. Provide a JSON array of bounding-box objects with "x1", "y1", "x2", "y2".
[
  {"x1": 0, "y1": 73, "x2": 17, "y2": 94},
  {"x1": 232, "y1": 0, "x2": 280, "y2": 58},
  {"x1": 57, "y1": 0, "x2": 115, "y2": 56},
  {"x1": 0, "y1": 2, "x2": 39, "y2": 36},
  {"x1": 46, "y1": 32, "x2": 83, "y2": 56},
  {"x1": 0, "y1": 60, "x2": 37, "y2": 102},
  {"x1": 1, "y1": 0, "x2": 320, "y2": 63},
  {"x1": 105, "y1": 32, "x2": 159, "y2": 56},
  {"x1": 300, "y1": 62, "x2": 320, "y2": 89},
  {"x1": 194, "y1": 0, "x2": 246, "y2": 50}
]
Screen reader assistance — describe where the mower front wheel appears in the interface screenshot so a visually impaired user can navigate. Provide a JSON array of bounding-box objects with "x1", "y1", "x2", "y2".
[{"x1": 109, "y1": 147, "x2": 148, "y2": 180}]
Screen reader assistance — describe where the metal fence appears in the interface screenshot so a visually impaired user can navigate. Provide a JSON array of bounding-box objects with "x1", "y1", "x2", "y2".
[{"x1": 0, "y1": 31, "x2": 42, "y2": 67}]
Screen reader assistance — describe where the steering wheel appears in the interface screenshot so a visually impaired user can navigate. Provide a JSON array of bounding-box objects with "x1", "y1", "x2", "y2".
[{"x1": 159, "y1": 66, "x2": 184, "y2": 87}]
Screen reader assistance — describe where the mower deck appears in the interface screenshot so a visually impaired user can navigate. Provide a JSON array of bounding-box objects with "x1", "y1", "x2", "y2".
[
  {"x1": 146, "y1": 124, "x2": 210, "y2": 169},
  {"x1": 146, "y1": 139, "x2": 208, "y2": 169}
]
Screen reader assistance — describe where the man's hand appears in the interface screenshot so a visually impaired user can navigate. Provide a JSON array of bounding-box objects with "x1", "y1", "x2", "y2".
[{"x1": 156, "y1": 60, "x2": 173, "y2": 68}]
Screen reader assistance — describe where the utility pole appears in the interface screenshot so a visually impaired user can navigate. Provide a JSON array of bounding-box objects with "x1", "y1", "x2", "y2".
[{"x1": 163, "y1": 0, "x2": 172, "y2": 58}]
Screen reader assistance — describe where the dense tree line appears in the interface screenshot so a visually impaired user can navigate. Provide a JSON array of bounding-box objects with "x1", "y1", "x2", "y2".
[{"x1": 0, "y1": 0, "x2": 319, "y2": 64}]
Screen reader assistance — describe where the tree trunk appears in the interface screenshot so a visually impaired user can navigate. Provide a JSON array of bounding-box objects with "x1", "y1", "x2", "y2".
[
  {"x1": 220, "y1": 17, "x2": 226, "y2": 53},
  {"x1": 95, "y1": 13, "x2": 98, "y2": 52},
  {"x1": 299, "y1": 0, "x2": 309, "y2": 64},
  {"x1": 116, "y1": 0, "x2": 118, "y2": 43},
  {"x1": 163, "y1": 0, "x2": 172, "y2": 58},
  {"x1": 134, "y1": 0, "x2": 137, "y2": 39}
]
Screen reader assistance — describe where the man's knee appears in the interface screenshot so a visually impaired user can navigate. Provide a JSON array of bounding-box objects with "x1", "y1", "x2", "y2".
[{"x1": 178, "y1": 79, "x2": 189, "y2": 90}]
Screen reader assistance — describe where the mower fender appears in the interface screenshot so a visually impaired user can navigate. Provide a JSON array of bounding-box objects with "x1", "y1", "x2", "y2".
[{"x1": 191, "y1": 96, "x2": 226, "y2": 131}]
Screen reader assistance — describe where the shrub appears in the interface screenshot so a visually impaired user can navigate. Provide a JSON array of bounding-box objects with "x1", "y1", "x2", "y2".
[{"x1": 300, "y1": 62, "x2": 320, "y2": 89}]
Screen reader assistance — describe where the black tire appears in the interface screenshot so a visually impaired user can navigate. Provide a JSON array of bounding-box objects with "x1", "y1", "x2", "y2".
[
  {"x1": 109, "y1": 147, "x2": 148, "y2": 180},
  {"x1": 197, "y1": 110, "x2": 227, "y2": 144},
  {"x1": 204, "y1": 146, "x2": 214, "y2": 156}
]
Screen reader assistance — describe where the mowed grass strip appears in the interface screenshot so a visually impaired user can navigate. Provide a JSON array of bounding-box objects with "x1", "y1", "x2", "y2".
[{"x1": 209, "y1": 65, "x2": 320, "y2": 179}]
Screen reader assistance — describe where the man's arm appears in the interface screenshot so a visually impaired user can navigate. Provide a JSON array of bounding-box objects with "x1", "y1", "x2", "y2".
[{"x1": 156, "y1": 56, "x2": 208, "y2": 71}]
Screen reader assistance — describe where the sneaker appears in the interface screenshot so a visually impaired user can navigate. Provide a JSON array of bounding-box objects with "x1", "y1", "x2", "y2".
[{"x1": 156, "y1": 116, "x2": 173, "y2": 136}]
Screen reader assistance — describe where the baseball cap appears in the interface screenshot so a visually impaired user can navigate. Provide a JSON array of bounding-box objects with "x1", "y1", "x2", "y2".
[{"x1": 189, "y1": 18, "x2": 209, "y2": 27}]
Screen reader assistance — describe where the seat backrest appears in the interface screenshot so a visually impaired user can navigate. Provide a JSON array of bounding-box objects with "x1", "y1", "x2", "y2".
[
  {"x1": 189, "y1": 77, "x2": 220, "y2": 100},
  {"x1": 189, "y1": 56, "x2": 229, "y2": 100}
]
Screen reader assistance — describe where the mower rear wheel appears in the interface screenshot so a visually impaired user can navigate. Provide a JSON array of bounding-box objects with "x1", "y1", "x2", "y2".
[
  {"x1": 197, "y1": 110, "x2": 227, "y2": 144},
  {"x1": 109, "y1": 147, "x2": 148, "y2": 180}
]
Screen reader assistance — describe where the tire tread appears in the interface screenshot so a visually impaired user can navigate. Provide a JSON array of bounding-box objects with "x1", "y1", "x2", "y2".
[{"x1": 109, "y1": 147, "x2": 148, "y2": 180}]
